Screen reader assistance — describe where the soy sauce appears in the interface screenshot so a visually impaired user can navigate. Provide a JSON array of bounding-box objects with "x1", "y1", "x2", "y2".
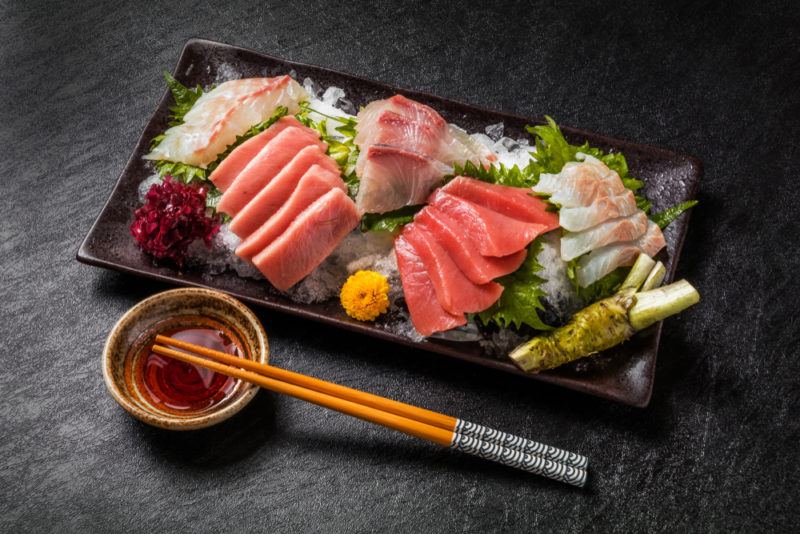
[{"x1": 126, "y1": 316, "x2": 246, "y2": 415}]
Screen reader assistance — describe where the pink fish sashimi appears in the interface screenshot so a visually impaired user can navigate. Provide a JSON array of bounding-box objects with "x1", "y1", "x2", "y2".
[
  {"x1": 229, "y1": 145, "x2": 339, "y2": 238},
  {"x1": 356, "y1": 95, "x2": 495, "y2": 167},
  {"x1": 217, "y1": 126, "x2": 326, "y2": 216},
  {"x1": 402, "y1": 224, "x2": 503, "y2": 315},
  {"x1": 357, "y1": 110, "x2": 441, "y2": 156},
  {"x1": 236, "y1": 165, "x2": 345, "y2": 260},
  {"x1": 356, "y1": 95, "x2": 446, "y2": 145},
  {"x1": 145, "y1": 76, "x2": 307, "y2": 168},
  {"x1": 354, "y1": 145, "x2": 450, "y2": 214},
  {"x1": 442, "y1": 176, "x2": 559, "y2": 228},
  {"x1": 251, "y1": 188, "x2": 359, "y2": 291},
  {"x1": 394, "y1": 235, "x2": 466, "y2": 336},
  {"x1": 414, "y1": 207, "x2": 526, "y2": 284},
  {"x1": 427, "y1": 190, "x2": 549, "y2": 257},
  {"x1": 209, "y1": 116, "x2": 314, "y2": 192}
]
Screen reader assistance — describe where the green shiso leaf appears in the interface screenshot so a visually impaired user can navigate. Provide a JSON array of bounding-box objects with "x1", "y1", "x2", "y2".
[
  {"x1": 651, "y1": 200, "x2": 698, "y2": 229},
  {"x1": 162, "y1": 71, "x2": 204, "y2": 126},
  {"x1": 476, "y1": 239, "x2": 553, "y2": 331},
  {"x1": 295, "y1": 101, "x2": 361, "y2": 198},
  {"x1": 360, "y1": 205, "x2": 423, "y2": 233},
  {"x1": 451, "y1": 160, "x2": 536, "y2": 188}
]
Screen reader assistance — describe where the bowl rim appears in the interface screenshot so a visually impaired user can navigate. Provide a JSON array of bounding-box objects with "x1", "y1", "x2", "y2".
[{"x1": 102, "y1": 287, "x2": 269, "y2": 430}]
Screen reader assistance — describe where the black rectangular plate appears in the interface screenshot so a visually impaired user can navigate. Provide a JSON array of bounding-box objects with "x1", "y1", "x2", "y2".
[{"x1": 77, "y1": 39, "x2": 701, "y2": 407}]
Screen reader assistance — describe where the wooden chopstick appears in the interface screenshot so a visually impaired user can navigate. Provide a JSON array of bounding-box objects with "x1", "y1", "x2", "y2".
[
  {"x1": 155, "y1": 335, "x2": 588, "y2": 471},
  {"x1": 152, "y1": 337, "x2": 588, "y2": 487}
]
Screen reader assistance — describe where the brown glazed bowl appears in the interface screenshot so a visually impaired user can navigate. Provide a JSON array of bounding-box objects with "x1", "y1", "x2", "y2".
[{"x1": 102, "y1": 288, "x2": 269, "y2": 430}]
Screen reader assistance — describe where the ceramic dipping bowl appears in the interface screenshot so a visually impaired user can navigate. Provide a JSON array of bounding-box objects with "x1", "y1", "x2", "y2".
[{"x1": 103, "y1": 287, "x2": 269, "y2": 430}]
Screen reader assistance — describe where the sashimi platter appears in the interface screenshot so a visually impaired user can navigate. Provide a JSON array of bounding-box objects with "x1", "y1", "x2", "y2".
[{"x1": 79, "y1": 40, "x2": 701, "y2": 406}]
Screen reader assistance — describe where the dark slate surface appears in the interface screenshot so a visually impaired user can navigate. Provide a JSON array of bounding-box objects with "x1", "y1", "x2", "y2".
[{"x1": 1, "y1": 0, "x2": 798, "y2": 531}]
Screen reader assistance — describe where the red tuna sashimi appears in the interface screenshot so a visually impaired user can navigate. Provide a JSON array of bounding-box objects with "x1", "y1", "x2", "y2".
[
  {"x1": 402, "y1": 224, "x2": 503, "y2": 315},
  {"x1": 428, "y1": 190, "x2": 550, "y2": 257},
  {"x1": 394, "y1": 235, "x2": 466, "y2": 336},
  {"x1": 414, "y1": 207, "x2": 527, "y2": 284},
  {"x1": 442, "y1": 176, "x2": 559, "y2": 228},
  {"x1": 236, "y1": 165, "x2": 345, "y2": 259},
  {"x1": 251, "y1": 188, "x2": 359, "y2": 291},
  {"x1": 355, "y1": 145, "x2": 450, "y2": 214},
  {"x1": 229, "y1": 145, "x2": 339, "y2": 237},
  {"x1": 209, "y1": 116, "x2": 313, "y2": 192},
  {"x1": 217, "y1": 126, "x2": 326, "y2": 216}
]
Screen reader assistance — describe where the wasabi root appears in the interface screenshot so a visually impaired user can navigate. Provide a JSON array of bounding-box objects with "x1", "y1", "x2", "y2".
[{"x1": 509, "y1": 254, "x2": 699, "y2": 373}]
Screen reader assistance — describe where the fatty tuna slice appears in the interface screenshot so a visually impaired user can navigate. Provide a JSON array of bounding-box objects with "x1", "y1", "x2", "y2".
[
  {"x1": 209, "y1": 116, "x2": 315, "y2": 192},
  {"x1": 442, "y1": 176, "x2": 559, "y2": 227},
  {"x1": 251, "y1": 188, "x2": 359, "y2": 291},
  {"x1": 217, "y1": 126, "x2": 326, "y2": 216},
  {"x1": 414, "y1": 207, "x2": 526, "y2": 284},
  {"x1": 394, "y1": 234, "x2": 466, "y2": 336},
  {"x1": 427, "y1": 190, "x2": 550, "y2": 257},
  {"x1": 236, "y1": 165, "x2": 345, "y2": 260},
  {"x1": 402, "y1": 224, "x2": 503, "y2": 315},
  {"x1": 229, "y1": 146, "x2": 339, "y2": 237},
  {"x1": 355, "y1": 145, "x2": 450, "y2": 214},
  {"x1": 559, "y1": 190, "x2": 638, "y2": 232},
  {"x1": 576, "y1": 221, "x2": 666, "y2": 287},
  {"x1": 560, "y1": 212, "x2": 649, "y2": 261}
]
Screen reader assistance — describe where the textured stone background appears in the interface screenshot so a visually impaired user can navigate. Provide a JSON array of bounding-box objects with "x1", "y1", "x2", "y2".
[{"x1": 1, "y1": 1, "x2": 798, "y2": 532}]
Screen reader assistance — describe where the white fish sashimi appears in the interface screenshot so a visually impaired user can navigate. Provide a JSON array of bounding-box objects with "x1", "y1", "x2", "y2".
[
  {"x1": 145, "y1": 76, "x2": 308, "y2": 168},
  {"x1": 559, "y1": 190, "x2": 638, "y2": 232},
  {"x1": 576, "y1": 221, "x2": 666, "y2": 287},
  {"x1": 560, "y1": 212, "x2": 648, "y2": 261},
  {"x1": 533, "y1": 161, "x2": 625, "y2": 207}
]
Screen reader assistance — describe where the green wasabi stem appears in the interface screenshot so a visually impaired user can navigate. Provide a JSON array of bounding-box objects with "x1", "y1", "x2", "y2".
[
  {"x1": 641, "y1": 261, "x2": 666, "y2": 291},
  {"x1": 628, "y1": 280, "x2": 700, "y2": 331},
  {"x1": 619, "y1": 253, "x2": 656, "y2": 292},
  {"x1": 509, "y1": 293, "x2": 636, "y2": 372},
  {"x1": 508, "y1": 255, "x2": 700, "y2": 373}
]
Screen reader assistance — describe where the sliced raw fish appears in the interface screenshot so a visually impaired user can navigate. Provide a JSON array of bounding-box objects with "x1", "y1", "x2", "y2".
[
  {"x1": 354, "y1": 145, "x2": 450, "y2": 214},
  {"x1": 356, "y1": 110, "x2": 441, "y2": 157},
  {"x1": 576, "y1": 221, "x2": 667, "y2": 287},
  {"x1": 559, "y1": 190, "x2": 638, "y2": 232},
  {"x1": 356, "y1": 95, "x2": 446, "y2": 145},
  {"x1": 217, "y1": 126, "x2": 326, "y2": 216},
  {"x1": 229, "y1": 146, "x2": 339, "y2": 237},
  {"x1": 427, "y1": 190, "x2": 550, "y2": 257},
  {"x1": 236, "y1": 165, "x2": 345, "y2": 260},
  {"x1": 251, "y1": 188, "x2": 359, "y2": 291},
  {"x1": 415, "y1": 207, "x2": 526, "y2": 284},
  {"x1": 356, "y1": 95, "x2": 495, "y2": 169},
  {"x1": 209, "y1": 116, "x2": 313, "y2": 192},
  {"x1": 534, "y1": 159, "x2": 625, "y2": 208},
  {"x1": 442, "y1": 176, "x2": 559, "y2": 227},
  {"x1": 145, "y1": 76, "x2": 307, "y2": 167},
  {"x1": 394, "y1": 234, "x2": 466, "y2": 336},
  {"x1": 403, "y1": 224, "x2": 503, "y2": 314},
  {"x1": 560, "y1": 212, "x2": 649, "y2": 261}
]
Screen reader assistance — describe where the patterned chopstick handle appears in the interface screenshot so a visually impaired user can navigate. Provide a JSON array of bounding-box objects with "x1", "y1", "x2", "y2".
[
  {"x1": 450, "y1": 433, "x2": 587, "y2": 487},
  {"x1": 454, "y1": 419, "x2": 588, "y2": 470}
]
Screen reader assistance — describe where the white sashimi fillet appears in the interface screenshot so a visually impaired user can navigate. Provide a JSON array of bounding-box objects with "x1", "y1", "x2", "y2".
[
  {"x1": 533, "y1": 160, "x2": 625, "y2": 207},
  {"x1": 576, "y1": 221, "x2": 666, "y2": 287},
  {"x1": 145, "y1": 76, "x2": 308, "y2": 167},
  {"x1": 559, "y1": 190, "x2": 638, "y2": 232},
  {"x1": 560, "y1": 212, "x2": 648, "y2": 261}
]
